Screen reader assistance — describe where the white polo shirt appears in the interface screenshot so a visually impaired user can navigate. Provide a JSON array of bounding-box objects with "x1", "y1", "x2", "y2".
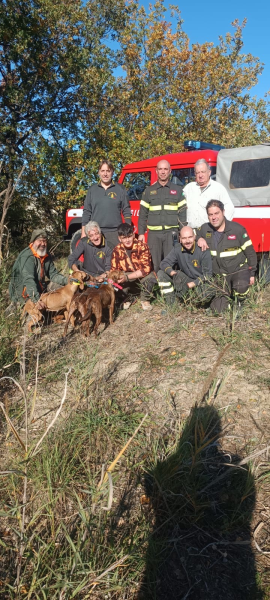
[{"x1": 183, "y1": 179, "x2": 235, "y2": 228}]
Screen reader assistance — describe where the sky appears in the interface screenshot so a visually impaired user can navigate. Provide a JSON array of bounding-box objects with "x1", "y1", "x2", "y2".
[{"x1": 142, "y1": 0, "x2": 270, "y2": 100}]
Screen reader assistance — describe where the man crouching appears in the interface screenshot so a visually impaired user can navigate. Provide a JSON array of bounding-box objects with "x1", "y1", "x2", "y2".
[
  {"x1": 9, "y1": 229, "x2": 67, "y2": 310},
  {"x1": 157, "y1": 226, "x2": 213, "y2": 304},
  {"x1": 111, "y1": 223, "x2": 157, "y2": 310}
]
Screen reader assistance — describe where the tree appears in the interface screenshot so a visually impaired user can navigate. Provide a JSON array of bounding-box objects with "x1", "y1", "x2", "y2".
[
  {"x1": 111, "y1": 3, "x2": 270, "y2": 161},
  {"x1": 0, "y1": 0, "x2": 130, "y2": 240}
]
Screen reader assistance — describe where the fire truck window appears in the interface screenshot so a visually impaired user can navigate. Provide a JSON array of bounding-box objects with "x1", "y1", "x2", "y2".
[
  {"x1": 230, "y1": 158, "x2": 270, "y2": 189},
  {"x1": 171, "y1": 167, "x2": 216, "y2": 186},
  {"x1": 122, "y1": 172, "x2": 151, "y2": 200}
]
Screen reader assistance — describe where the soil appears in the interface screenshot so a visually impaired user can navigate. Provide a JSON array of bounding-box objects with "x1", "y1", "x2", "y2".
[{"x1": 1, "y1": 285, "x2": 270, "y2": 598}]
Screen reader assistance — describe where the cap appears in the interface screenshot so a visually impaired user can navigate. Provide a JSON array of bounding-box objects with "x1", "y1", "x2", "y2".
[{"x1": 30, "y1": 229, "x2": 48, "y2": 243}]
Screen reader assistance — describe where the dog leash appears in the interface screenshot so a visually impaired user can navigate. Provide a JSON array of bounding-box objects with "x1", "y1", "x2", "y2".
[
  {"x1": 85, "y1": 282, "x2": 99, "y2": 289},
  {"x1": 70, "y1": 277, "x2": 83, "y2": 285},
  {"x1": 84, "y1": 280, "x2": 124, "y2": 293}
]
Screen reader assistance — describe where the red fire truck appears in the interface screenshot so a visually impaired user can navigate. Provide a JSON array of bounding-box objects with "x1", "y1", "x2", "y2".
[{"x1": 66, "y1": 141, "x2": 270, "y2": 254}]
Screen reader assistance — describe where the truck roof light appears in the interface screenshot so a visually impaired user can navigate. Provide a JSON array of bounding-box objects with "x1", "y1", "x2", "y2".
[{"x1": 184, "y1": 140, "x2": 225, "y2": 151}]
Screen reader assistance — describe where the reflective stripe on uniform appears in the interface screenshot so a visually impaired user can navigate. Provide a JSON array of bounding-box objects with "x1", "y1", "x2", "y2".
[
  {"x1": 140, "y1": 200, "x2": 150, "y2": 209},
  {"x1": 219, "y1": 248, "x2": 242, "y2": 258},
  {"x1": 210, "y1": 250, "x2": 217, "y2": 256},
  {"x1": 159, "y1": 281, "x2": 174, "y2": 294},
  {"x1": 147, "y1": 225, "x2": 176, "y2": 230},
  {"x1": 149, "y1": 205, "x2": 162, "y2": 211},
  {"x1": 178, "y1": 199, "x2": 186, "y2": 208},
  {"x1": 241, "y1": 239, "x2": 252, "y2": 251},
  {"x1": 164, "y1": 204, "x2": 178, "y2": 210},
  {"x1": 234, "y1": 288, "x2": 250, "y2": 297},
  {"x1": 239, "y1": 258, "x2": 248, "y2": 268},
  {"x1": 159, "y1": 281, "x2": 174, "y2": 295}
]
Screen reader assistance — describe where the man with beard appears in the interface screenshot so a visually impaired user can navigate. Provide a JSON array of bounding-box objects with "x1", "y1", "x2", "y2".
[{"x1": 9, "y1": 229, "x2": 67, "y2": 309}]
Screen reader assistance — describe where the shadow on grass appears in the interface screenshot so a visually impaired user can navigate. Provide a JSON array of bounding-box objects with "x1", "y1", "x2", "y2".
[{"x1": 138, "y1": 403, "x2": 262, "y2": 600}]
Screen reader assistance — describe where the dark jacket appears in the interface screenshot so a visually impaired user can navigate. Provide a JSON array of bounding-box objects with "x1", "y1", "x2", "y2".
[
  {"x1": 68, "y1": 235, "x2": 113, "y2": 276},
  {"x1": 198, "y1": 219, "x2": 257, "y2": 276},
  {"x1": 9, "y1": 245, "x2": 67, "y2": 304},
  {"x1": 160, "y1": 242, "x2": 212, "y2": 286},
  {"x1": 138, "y1": 180, "x2": 187, "y2": 234},
  {"x1": 82, "y1": 182, "x2": 131, "y2": 230}
]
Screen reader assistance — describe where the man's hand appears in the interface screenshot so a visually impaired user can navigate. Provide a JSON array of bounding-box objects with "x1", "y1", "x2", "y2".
[
  {"x1": 197, "y1": 237, "x2": 209, "y2": 251},
  {"x1": 170, "y1": 270, "x2": 177, "y2": 276},
  {"x1": 249, "y1": 276, "x2": 255, "y2": 285},
  {"x1": 187, "y1": 281, "x2": 196, "y2": 289},
  {"x1": 116, "y1": 272, "x2": 128, "y2": 284},
  {"x1": 96, "y1": 273, "x2": 106, "y2": 283},
  {"x1": 138, "y1": 234, "x2": 145, "y2": 242},
  {"x1": 36, "y1": 300, "x2": 46, "y2": 310}
]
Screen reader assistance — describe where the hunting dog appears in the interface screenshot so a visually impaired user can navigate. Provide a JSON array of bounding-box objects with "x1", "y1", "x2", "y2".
[
  {"x1": 39, "y1": 270, "x2": 88, "y2": 318},
  {"x1": 63, "y1": 270, "x2": 122, "y2": 338},
  {"x1": 22, "y1": 270, "x2": 88, "y2": 331}
]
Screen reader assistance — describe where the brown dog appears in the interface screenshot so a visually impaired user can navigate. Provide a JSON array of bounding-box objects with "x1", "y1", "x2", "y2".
[
  {"x1": 63, "y1": 286, "x2": 96, "y2": 337},
  {"x1": 78, "y1": 283, "x2": 115, "y2": 337},
  {"x1": 63, "y1": 275, "x2": 117, "y2": 337}
]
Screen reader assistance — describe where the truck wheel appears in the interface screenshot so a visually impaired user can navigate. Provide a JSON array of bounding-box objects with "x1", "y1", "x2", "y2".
[{"x1": 70, "y1": 229, "x2": 82, "y2": 253}]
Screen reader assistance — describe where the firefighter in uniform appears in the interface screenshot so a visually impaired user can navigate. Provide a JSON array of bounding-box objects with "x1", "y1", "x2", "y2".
[
  {"x1": 138, "y1": 160, "x2": 187, "y2": 272},
  {"x1": 158, "y1": 226, "x2": 213, "y2": 304},
  {"x1": 197, "y1": 200, "x2": 257, "y2": 313}
]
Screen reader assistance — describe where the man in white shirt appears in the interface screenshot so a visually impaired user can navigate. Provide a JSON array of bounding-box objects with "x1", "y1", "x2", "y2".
[{"x1": 183, "y1": 159, "x2": 234, "y2": 229}]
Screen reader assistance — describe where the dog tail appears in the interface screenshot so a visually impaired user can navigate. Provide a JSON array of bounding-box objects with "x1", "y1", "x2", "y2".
[{"x1": 78, "y1": 306, "x2": 93, "y2": 324}]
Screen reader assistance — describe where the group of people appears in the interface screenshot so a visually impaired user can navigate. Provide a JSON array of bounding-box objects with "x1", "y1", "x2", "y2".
[{"x1": 9, "y1": 157, "x2": 257, "y2": 316}]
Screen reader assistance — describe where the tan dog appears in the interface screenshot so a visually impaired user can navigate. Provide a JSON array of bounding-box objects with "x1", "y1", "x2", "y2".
[
  {"x1": 22, "y1": 299, "x2": 44, "y2": 332},
  {"x1": 40, "y1": 270, "x2": 88, "y2": 319},
  {"x1": 22, "y1": 270, "x2": 88, "y2": 331}
]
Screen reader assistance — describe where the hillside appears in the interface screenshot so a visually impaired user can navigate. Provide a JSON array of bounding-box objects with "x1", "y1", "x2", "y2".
[{"x1": 0, "y1": 252, "x2": 270, "y2": 599}]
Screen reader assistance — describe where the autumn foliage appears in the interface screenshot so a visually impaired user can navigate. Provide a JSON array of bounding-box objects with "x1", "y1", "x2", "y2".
[{"x1": 0, "y1": 0, "x2": 270, "y2": 237}]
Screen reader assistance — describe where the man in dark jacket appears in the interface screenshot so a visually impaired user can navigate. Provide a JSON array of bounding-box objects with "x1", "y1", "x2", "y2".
[
  {"x1": 158, "y1": 226, "x2": 212, "y2": 304},
  {"x1": 197, "y1": 200, "x2": 257, "y2": 312},
  {"x1": 138, "y1": 160, "x2": 187, "y2": 271},
  {"x1": 68, "y1": 221, "x2": 113, "y2": 279},
  {"x1": 82, "y1": 159, "x2": 132, "y2": 247},
  {"x1": 9, "y1": 229, "x2": 67, "y2": 307}
]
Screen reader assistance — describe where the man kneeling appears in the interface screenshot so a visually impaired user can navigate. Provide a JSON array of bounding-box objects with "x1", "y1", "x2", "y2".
[
  {"x1": 111, "y1": 223, "x2": 157, "y2": 310},
  {"x1": 158, "y1": 226, "x2": 212, "y2": 304},
  {"x1": 68, "y1": 221, "x2": 112, "y2": 281}
]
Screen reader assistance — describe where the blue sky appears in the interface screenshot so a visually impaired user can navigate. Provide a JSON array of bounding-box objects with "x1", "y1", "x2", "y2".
[{"x1": 142, "y1": 0, "x2": 270, "y2": 100}]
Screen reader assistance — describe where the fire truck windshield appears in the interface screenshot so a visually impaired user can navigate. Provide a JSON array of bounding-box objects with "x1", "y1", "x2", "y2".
[
  {"x1": 171, "y1": 166, "x2": 216, "y2": 186},
  {"x1": 122, "y1": 171, "x2": 151, "y2": 200}
]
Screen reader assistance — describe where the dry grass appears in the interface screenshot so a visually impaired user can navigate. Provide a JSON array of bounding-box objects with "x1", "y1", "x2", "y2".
[{"x1": 0, "y1": 268, "x2": 270, "y2": 598}]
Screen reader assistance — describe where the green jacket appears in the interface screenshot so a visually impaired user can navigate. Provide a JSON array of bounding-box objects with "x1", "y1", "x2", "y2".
[
  {"x1": 9, "y1": 245, "x2": 67, "y2": 304},
  {"x1": 198, "y1": 219, "x2": 257, "y2": 276},
  {"x1": 138, "y1": 180, "x2": 187, "y2": 234}
]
